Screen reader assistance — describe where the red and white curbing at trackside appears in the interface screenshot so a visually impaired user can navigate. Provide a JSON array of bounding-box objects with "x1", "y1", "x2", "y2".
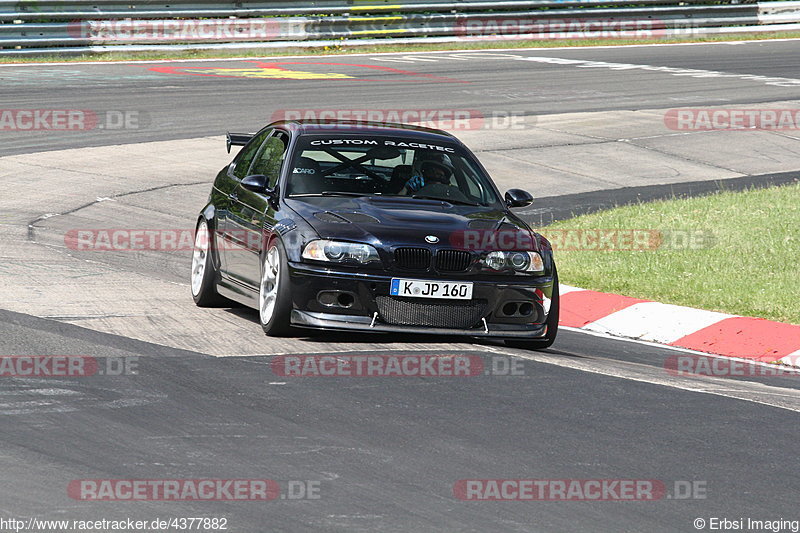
[{"x1": 559, "y1": 285, "x2": 800, "y2": 367}]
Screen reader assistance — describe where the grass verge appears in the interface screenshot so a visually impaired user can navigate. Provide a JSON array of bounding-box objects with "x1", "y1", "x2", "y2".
[
  {"x1": 543, "y1": 182, "x2": 800, "y2": 324},
  {"x1": 1, "y1": 31, "x2": 800, "y2": 63}
]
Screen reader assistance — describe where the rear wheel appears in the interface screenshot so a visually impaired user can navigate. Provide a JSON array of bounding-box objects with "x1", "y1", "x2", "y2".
[
  {"x1": 259, "y1": 239, "x2": 294, "y2": 336},
  {"x1": 191, "y1": 219, "x2": 226, "y2": 307},
  {"x1": 504, "y1": 269, "x2": 559, "y2": 351}
]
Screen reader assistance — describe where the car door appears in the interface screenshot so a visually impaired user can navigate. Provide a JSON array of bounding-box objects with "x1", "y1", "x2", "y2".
[
  {"x1": 225, "y1": 130, "x2": 289, "y2": 289},
  {"x1": 218, "y1": 128, "x2": 273, "y2": 277}
]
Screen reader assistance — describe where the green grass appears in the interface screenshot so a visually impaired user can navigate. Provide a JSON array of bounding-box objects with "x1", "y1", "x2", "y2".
[
  {"x1": 544, "y1": 183, "x2": 800, "y2": 324},
  {"x1": 2, "y1": 31, "x2": 800, "y2": 63}
]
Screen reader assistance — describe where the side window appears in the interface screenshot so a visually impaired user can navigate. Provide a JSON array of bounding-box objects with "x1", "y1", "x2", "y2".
[
  {"x1": 462, "y1": 174, "x2": 481, "y2": 199},
  {"x1": 249, "y1": 132, "x2": 288, "y2": 187},
  {"x1": 232, "y1": 129, "x2": 272, "y2": 180},
  {"x1": 458, "y1": 159, "x2": 489, "y2": 203}
]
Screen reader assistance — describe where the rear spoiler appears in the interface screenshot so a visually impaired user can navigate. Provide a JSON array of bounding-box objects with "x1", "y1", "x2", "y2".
[{"x1": 226, "y1": 132, "x2": 254, "y2": 153}]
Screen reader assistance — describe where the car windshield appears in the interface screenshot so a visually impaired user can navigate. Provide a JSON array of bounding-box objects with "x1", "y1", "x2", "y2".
[{"x1": 286, "y1": 134, "x2": 502, "y2": 207}]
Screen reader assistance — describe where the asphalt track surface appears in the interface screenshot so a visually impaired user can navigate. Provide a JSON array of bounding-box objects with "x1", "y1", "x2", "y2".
[
  {"x1": 1, "y1": 41, "x2": 799, "y2": 532},
  {"x1": 2, "y1": 39, "x2": 800, "y2": 156}
]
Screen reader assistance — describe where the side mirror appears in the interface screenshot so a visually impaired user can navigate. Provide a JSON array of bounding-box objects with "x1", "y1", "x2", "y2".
[
  {"x1": 504, "y1": 188, "x2": 533, "y2": 208},
  {"x1": 241, "y1": 174, "x2": 269, "y2": 192}
]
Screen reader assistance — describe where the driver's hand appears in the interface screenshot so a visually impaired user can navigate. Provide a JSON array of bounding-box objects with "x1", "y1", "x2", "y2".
[{"x1": 406, "y1": 174, "x2": 425, "y2": 192}]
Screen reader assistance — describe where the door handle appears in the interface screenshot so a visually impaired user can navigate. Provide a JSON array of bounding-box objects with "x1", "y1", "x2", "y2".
[{"x1": 229, "y1": 192, "x2": 238, "y2": 201}]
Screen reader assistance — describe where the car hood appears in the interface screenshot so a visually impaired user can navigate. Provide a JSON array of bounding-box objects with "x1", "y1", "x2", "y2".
[{"x1": 284, "y1": 196, "x2": 538, "y2": 251}]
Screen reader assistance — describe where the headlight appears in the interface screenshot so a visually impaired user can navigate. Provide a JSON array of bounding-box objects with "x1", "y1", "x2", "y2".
[
  {"x1": 302, "y1": 240, "x2": 380, "y2": 264},
  {"x1": 484, "y1": 251, "x2": 507, "y2": 270},
  {"x1": 482, "y1": 251, "x2": 544, "y2": 273}
]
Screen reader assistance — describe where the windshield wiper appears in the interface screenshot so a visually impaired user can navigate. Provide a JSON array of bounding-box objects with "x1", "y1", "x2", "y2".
[
  {"x1": 290, "y1": 192, "x2": 374, "y2": 198},
  {"x1": 411, "y1": 194, "x2": 481, "y2": 206},
  {"x1": 321, "y1": 191, "x2": 376, "y2": 197}
]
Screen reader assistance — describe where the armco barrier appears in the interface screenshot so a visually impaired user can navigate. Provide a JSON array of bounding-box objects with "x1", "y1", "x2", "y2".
[
  {"x1": 1, "y1": 0, "x2": 748, "y2": 21},
  {"x1": 1, "y1": 0, "x2": 799, "y2": 55}
]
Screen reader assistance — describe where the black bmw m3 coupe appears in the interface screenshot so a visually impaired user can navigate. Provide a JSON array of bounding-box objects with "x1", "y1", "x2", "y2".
[{"x1": 191, "y1": 120, "x2": 559, "y2": 349}]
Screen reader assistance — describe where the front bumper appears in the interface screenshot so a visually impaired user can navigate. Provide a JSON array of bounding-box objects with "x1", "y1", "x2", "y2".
[
  {"x1": 291, "y1": 310, "x2": 547, "y2": 337},
  {"x1": 287, "y1": 262, "x2": 555, "y2": 338}
]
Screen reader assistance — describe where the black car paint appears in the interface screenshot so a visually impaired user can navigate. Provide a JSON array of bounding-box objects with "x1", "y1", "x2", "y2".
[{"x1": 197, "y1": 121, "x2": 556, "y2": 337}]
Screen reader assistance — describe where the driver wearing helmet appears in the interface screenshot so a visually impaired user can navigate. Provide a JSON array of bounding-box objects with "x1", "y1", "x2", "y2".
[{"x1": 401, "y1": 153, "x2": 471, "y2": 203}]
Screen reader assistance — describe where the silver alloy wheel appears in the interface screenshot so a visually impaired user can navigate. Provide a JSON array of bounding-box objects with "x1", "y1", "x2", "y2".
[
  {"x1": 260, "y1": 245, "x2": 280, "y2": 325},
  {"x1": 191, "y1": 220, "x2": 210, "y2": 296}
]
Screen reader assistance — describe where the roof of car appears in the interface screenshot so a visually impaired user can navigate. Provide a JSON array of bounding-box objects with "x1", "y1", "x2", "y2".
[{"x1": 270, "y1": 120, "x2": 460, "y2": 143}]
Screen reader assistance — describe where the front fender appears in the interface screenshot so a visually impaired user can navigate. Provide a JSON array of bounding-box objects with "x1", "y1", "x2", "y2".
[{"x1": 269, "y1": 215, "x2": 320, "y2": 263}]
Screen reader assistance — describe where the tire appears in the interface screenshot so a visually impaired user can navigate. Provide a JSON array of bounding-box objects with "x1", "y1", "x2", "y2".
[
  {"x1": 504, "y1": 268, "x2": 559, "y2": 351},
  {"x1": 191, "y1": 219, "x2": 227, "y2": 307},
  {"x1": 259, "y1": 238, "x2": 294, "y2": 336}
]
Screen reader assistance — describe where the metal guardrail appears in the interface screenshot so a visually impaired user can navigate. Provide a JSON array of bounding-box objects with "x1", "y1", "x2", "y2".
[
  {"x1": 1, "y1": 0, "x2": 799, "y2": 55},
  {"x1": 3, "y1": 0, "x2": 757, "y2": 21}
]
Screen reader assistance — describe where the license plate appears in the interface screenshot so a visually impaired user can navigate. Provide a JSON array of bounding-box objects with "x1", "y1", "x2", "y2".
[{"x1": 390, "y1": 278, "x2": 473, "y2": 300}]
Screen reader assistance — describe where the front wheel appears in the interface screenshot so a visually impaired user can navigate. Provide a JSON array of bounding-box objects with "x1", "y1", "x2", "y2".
[
  {"x1": 504, "y1": 269, "x2": 559, "y2": 351},
  {"x1": 259, "y1": 239, "x2": 294, "y2": 336}
]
